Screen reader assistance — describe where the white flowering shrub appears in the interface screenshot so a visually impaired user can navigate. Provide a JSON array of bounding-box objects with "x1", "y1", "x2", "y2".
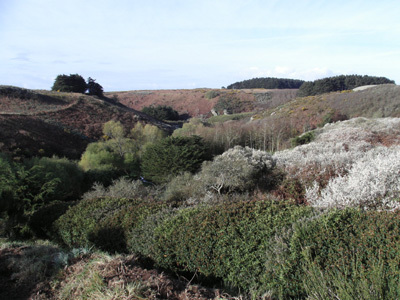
[
  {"x1": 273, "y1": 117, "x2": 400, "y2": 186},
  {"x1": 306, "y1": 146, "x2": 400, "y2": 210},
  {"x1": 198, "y1": 146, "x2": 276, "y2": 194},
  {"x1": 82, "y1": 177, "x2": 150, "y2": 200}
]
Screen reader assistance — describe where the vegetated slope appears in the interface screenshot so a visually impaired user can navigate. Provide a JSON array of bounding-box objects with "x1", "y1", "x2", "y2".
[
  {"x1": 0, "y1": 86, "x2": 173, "y2": 159},
  {"x1": 258, "y1": 84, "x2": 400, "y2": 133},
  {"x1": 110, "y1": 88, "x2": 298, "y2": 117}
]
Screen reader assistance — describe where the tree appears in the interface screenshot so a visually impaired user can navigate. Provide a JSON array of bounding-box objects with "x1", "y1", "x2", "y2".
[
  {"x1": 79, "y1": 121, "x2": 139, "y2": 175},
  {"x1": 141, "y1": 136, "x2": 211, "y2": 184},
  {"x1": 87, "y1": 77, "x2": 104, "y2": 97},
  {"x1": 51, "y1": 74, "x2": 87, "y2": 93},
  {"x1": 141, "y1": 105, "x2": 180, "y2": 121}
]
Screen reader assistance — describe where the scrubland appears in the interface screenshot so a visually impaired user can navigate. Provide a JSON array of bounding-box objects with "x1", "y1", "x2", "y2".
[{"x1": 1, "y1": 84, "x2": 400, "y2": 299}]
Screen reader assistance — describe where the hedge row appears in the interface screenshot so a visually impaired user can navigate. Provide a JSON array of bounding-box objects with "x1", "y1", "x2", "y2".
[
  {"x1": 54, "y1": 196, "x2": 400, "y2": 298},
  {"x1": 54, "y1": 197, "x2": 165, "y2": 253}
]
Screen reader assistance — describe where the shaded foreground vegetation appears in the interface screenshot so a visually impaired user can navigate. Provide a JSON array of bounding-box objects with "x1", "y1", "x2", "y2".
[{"x1": 1, "y1": 83, "x2": 400, "y2": 299}]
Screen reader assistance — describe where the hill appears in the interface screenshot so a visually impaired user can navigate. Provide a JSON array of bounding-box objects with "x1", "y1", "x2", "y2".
[
  {"x1": 0, "y1": 86, "x2": 173, "y2": 159},
  {"x1": 110, "y1": 88, "x2": 298, "y2": 117}
]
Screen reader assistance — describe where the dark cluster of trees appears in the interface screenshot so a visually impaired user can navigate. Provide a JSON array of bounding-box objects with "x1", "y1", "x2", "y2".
[
  {"x1": 141, "y1": 105, "x2": 180, "y2": 121},
  {"x1": 227, "y1": 77, "x2": 305, "y2": 90},
  {"x1": 51, "y1": 74, "x2": 104, "y2": 97},
  {"x1": 297, "y1": 75, "x2": 395, "y2": 97}
]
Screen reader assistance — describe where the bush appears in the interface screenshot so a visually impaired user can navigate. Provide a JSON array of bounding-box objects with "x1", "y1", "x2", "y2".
[
  {"x1": 161, "y1": 172, "x2": 202, "y2": 203},
  {"x1": 291, "y1": 131, "x2": 315, "y2": 147},
  {"x1": 1, "y1": 155, "x2": 83, "y2": 238},
  {"x1": 51, "y1": 74, "x2": 87, "y2": 93},
  {"x1": 197, "y1": 146, "x2": 276, "y2": 194},
  {"x1": 79, "y1": 121, "x2": 140, "y2": 176},
  {"x1": 213, "y1": 95, "x2": 244, "y2": 114},
  {"x1": 141, "y1": 136, "x2": 211, "y2": 184},
  {"x1": 287, "y1": 209, "x2": 400, "y2": 298},
  {"x1": 204, "y1": 90, "x2": 220, "y2": 99},
  {"x1": 137, "y1": 199, "x2": 313, "y2": 296},
  {"x1": 54, "y1": 197, "x2": 164, "y2": 253},
  {"x1": 28, "y1": 201, "x2": 75, "y2": 240},
  {"x1": 82, "y1": 177, "x2": 152, "y2": 201},
  {"x1": 141, "y1": 105, "x2": 180, "y2": 121},
  {"x1": 306, "y1": 146, "x2": 400, "y2": 210},
  {"x1": 25, "y1": 156, "x2": 84, "y2": 201}
]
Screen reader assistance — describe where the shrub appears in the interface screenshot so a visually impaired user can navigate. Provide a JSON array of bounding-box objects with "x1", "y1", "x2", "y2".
[
  {"x1": 141, "y1": 105, "x2": 180, "y2": 121},
  {"x1": 51, "y1": 74, "x2": 87, "y2": 93},
  {"x1": 204, "y1": 90, "x2": 220, "y2": 99},
  {"x1": 291, "y1": 131, "x2": 315, "y2": 147},
  {"x1": 197, "y1": 146, "x2": 276, "y2": 194},
  {"x1": 82, "y1": 177, "x2": 151, "y2": 201},
  {"x1": 25, "y1": 156, "x2": 84, "y2": 201},
  {"x1": 161, "y1": 172, "x2": 203, "y2": 203},
  {"x1": 28, "y1": 201, "x2": 75, "y2": 240},
  {"x1": 128, "y1": 207, "x2": 178, "y2": 259},
  {"x1": 306, "y1": 146, "x2": 400, "y2": 210},
  {"x1": 213, "y1": 95, "x2": 244, "y2": 114},
  {"x1": 54, "y1": 197, "x2": 164, "y2": 253},
  {"x1": 1, "y1": 155, "x2": 83, "y2": 238},
  {"x1": 79, "y1": 121, "x2": 140, "y2": 176},
  {"x1": 144, "y1": 199, "x2": 313, "y2": 296},
  {"x1": 287, "y1": 209, "x2": 400, "y2": 299},
  {"x1": 141, "y1": 136, "x2": 211, "y2": 184}
]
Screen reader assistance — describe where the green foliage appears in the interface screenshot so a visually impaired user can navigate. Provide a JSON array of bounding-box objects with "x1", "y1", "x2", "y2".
[
  {"x1": 54, "y1": 197, "x2": 164, "y2": 252},
  {"x1": 0, "y1": 155, "x2": 84, "y2": 238},
  {"x1": 25, "y1": 156, "x2": 84, "y2": 201},
  {"x1": 227, "y1": 77, "x2": 304, "y2": 89},
  {"x1": 204, "y1": 90, "x2": 220, "y2": 99},
  {"x1": 297, "y1": 75, "x2": 395, "y2": 97},
  {"x1": 138, "y1": 199, "x2": 313, "y2": 295},
  {"x1": 141, "y1": 136, "x2": 211, "y2": 184},
  {"x1": 262, "y1": 209, "x2": 400, "y2": 298},
  {"x1": 141, "y1": 105, "x2": 180, "y2": 121},
  {"x1": 28, "y1": 200, "x2": 75, "y2": 240},
  {"x1": 87, "y1": 77, "x2": 104, "y2": 97},
  {"x1": 161, "y1": 172, "x2": 202, "y2": 203},
  {"x1": 213, "y1": 95, "x2": 244, "y2": 114},
  {"x1": 291, "y1": 131, "x2": 315, "y2": 147},
  {"x1": 128, "y1": 207, "x2": 178, "y2": 259},
  {"x1": 51, "y1": 74, "x2": 87, "y2": 93},
  {"x1": 79, "y1": 121, "x2": 140, "y2": 176},
  {"x1": 302, "y1": 250, "x2": 400, "y2": 300},
  {"x1": 130, "y1": 122, "x2": 167, "y2": 154}
]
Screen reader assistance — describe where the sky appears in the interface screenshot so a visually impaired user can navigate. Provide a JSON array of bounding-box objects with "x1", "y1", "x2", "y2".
[{"x1": 1, "y1": 0, "x2": 399, "y2": 91}]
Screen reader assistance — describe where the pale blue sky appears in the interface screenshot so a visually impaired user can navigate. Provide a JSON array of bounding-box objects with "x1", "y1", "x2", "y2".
[{"x1": 1, "y1": 0, "x2": 399, "y2": 91}]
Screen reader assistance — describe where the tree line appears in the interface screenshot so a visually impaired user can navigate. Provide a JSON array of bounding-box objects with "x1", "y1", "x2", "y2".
[
  {"x1": 227, "y1": 77, "x2": 305, "y2": 90},
  {"x1": 297, "y1": 74, "x2": 395, "y2": 97}
]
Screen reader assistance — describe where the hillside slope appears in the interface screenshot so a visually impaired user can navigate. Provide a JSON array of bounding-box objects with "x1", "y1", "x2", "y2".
[
  {"x1": 110, "y1": 88, "x2": 298, "y2": 117},
  {"x1": 256, "y1": 84, "x2": 400, "y2": 132},
  {"x1": 0, "y1": 86, "x2": 173, "y2": 159}
]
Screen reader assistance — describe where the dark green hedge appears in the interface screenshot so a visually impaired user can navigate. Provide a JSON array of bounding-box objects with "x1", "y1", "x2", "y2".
[
  {"x1": 129, "y1": 199, "x2": 313, "y2": 295},
  {"x1": 269, "y1": 208, "x2": 400, "y2": 298},
  {"x1": 54, "y1": 197, "x2": 165, "y2": 252}
]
